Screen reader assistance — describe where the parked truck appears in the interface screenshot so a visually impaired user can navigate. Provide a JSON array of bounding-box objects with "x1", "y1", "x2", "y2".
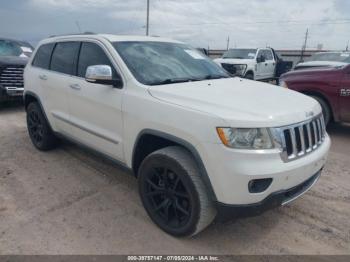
[
  {"x1": 280, "y1": 64, "x2": 350, "y2": 126},
  {"x1": 214, "y1": 48, "x2": 292, "y2": 81},
  {"x1": 0, "y1": 37, "x2": 33, "y2": 102}
]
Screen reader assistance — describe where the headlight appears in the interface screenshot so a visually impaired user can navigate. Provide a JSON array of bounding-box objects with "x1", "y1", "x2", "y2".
[
  {"x1": 216, "y1": 128, "x2": 274, "y2": 149},
  {"x1": 279, "y1": 80, "x2": 288, "y2": 88}
]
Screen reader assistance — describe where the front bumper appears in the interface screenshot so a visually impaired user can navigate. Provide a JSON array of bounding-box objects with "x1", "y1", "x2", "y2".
[
  {"x1": 0, "y1": 85, "x2": 24, "y2": 101},
  {"x1": 198, "y1": 135, "x2": 330, "y2": 205},
  {"x1": 215, "y1": 170, "x2": 321, "y2": 222}
]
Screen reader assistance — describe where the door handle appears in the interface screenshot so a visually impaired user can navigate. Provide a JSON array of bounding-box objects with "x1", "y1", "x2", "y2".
[
  {"x1": 69, "y1": 84, "x2": 81, "y2": 90},
  {"x1": 39, "y1": 74, "x2": 47, "y2": 81}
]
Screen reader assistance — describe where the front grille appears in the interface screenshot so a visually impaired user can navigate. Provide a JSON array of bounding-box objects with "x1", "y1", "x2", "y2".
[
  {"x1": 221, "y1": 63, "x2": 237, "y2": 74},
  {"x1": 272, "y1": 115, "x2": 326, "y2": 162},
  {"x1": 0, "y1": 65, "x2": 25, "y2": 89}
]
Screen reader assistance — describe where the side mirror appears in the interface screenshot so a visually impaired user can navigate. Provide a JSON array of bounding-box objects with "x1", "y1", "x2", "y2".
[
  {"x1": 85, "y1": 65, "x2": 122, "y2": 88},
  {"x1": 257, "y1": 55, "x2": 266, "y2": 63}
]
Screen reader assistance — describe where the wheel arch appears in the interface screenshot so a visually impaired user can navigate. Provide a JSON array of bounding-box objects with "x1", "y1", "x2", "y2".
[
  {"x1": 24, "y1": 91, "x2": 53, "y2": 130},
  {"x1": 245, "y1": 70, "x2": 254, "y2": 77},
  {"x1": 132, "y1": 129, "x2": 217, "y2": 201},
  {"x1": 300, "y1": 90, "x2": 335, "y2": 122}
]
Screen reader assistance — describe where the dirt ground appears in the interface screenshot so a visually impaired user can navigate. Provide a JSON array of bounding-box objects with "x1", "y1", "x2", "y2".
[{"x1": 0, "y1": 104, "x2": 349, "y2": 255}]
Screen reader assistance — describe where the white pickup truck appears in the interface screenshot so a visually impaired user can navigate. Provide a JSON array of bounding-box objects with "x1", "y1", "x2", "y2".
[{"x1": 214, "y1": 48, "x2": 292, "y2": 81}]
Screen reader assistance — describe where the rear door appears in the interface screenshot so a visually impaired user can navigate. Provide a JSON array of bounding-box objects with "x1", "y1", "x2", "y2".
[
  {"x1": 340, "y1": 67, "x2": 350, "y2": 122},
  {"x1": 68, "y1": 41, "x2": 124, "y2": 161},
  {"x1": 42, "y1": 41, "x2": 80, "y2": 134}
]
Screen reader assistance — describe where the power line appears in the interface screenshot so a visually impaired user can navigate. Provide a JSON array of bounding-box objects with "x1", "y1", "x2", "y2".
[{"x1": 157, "y1": 19, "x2": 350, "y2": 28}]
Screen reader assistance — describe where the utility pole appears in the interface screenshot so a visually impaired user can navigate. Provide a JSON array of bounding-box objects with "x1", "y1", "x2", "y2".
[
  {"x1": 300, "y1": 28, "x2": 309, "y2": 63},
  {"x1": 226, "y1": 36, "x2": 230, "y2": 50},
  {"x1": 75, "y1": 21, "x2": 82, "y2": 33},
  {"x1": 146, "y1": 0, "x2": 150, "y2": 36}
]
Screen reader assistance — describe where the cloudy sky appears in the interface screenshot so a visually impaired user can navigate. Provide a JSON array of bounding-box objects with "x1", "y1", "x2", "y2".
[{"x1": 1, "y1": 0, "x2": 349, "y2": 50}]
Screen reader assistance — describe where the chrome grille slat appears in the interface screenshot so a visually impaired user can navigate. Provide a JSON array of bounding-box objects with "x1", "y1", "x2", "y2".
[
  {"x1": 274, "y1": 114, "x2": 327, "y2": 162},
  {"x1": 290, "y1": 128, "x2": 298, "y2": 156},
  {"x1": 316, "y1": 119, "x2": 322, "y2": 144},
  {"x1": 306, "y1": 123, "x2": 312, "y2": 152},
  {"x1": 312, "y1": 121, "x2": 318, "y2": 148},
  {"x1": 298, "y1": 126, "x2": 306, "y2": 154},
  {"x1": 0, "y1": 65, "x2": 24, "y2": 89}
]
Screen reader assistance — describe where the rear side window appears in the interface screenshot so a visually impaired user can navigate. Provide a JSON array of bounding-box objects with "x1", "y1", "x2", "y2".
[
  {"x1": 50, "y1": 42, "x2": 80, "y2": 75},
  {"x1": 32, "y1": 43, "x2": 55, "y2": 69},
  {"x1": 77, "y1": 42, "x2": 115, "y2": 78}
]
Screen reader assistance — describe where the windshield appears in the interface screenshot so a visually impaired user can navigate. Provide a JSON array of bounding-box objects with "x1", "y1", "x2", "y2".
[
  {"x1": 112, "y1": 41, "x2": 229, "y2": 86},
  {"x1": 309, "y1": 52, "x2": 350, "y2": 63},
  {"x1": 0, "y1": 40, "x2": 33, "y2": 57},
  {"x1": 222, "y1": 49, "x2": 257, "y2": 59}
]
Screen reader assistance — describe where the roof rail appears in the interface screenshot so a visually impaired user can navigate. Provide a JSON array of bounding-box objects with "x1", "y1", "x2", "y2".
[{"x1": 49, "y1": 32, "x2": 96, "y2": 38}]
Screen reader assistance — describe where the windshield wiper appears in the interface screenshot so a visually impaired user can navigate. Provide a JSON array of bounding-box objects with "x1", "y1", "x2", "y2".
[
  {"x1": 202, "y1": 74, "x2": 230, "y2": 80},
  {"x1": 150, "y1": 77, "x2": 201, "y2": 86}
]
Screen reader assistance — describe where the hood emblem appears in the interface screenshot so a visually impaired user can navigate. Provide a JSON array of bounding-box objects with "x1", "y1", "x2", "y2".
[{"x1": 306, "y1": 111, "x2": 314, "y2": 118}]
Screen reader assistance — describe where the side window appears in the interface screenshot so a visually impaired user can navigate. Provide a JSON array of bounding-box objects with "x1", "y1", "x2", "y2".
[
  {"x1": 50, "y1": 42, "x2": 80, "y2": 75},
  {"x1": 257, "y1": 49, "x2": 264, "y2": 59},
  {"x1": 77, "y1": 42, "x2": 116, "y2": 78},
  {"x1": 264, "y1": 50, "x2": 274, "y2": 61},
  {"x1": 32, "y1": 43, "x2": 55, "y2": 69}
]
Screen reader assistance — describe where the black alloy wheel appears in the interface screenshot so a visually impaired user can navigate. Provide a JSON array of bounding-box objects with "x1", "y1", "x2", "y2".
[
  {"x1": 27, "y1": 109, "x2": 44, "y2": 144},
  {"x1": 144, "y1": 167, "x2": 192, "y2": 229},
  {"x1": 26, "y1": 102, "x2": 59, "y2": 151},
  {"x1": 138, "y1": 146, "x2": 217, "y2": 237}
]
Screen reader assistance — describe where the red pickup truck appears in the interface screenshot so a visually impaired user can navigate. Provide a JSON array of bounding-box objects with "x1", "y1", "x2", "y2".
[{"x1": 279, "y1": 64, "x2": 350, "y2": 125}]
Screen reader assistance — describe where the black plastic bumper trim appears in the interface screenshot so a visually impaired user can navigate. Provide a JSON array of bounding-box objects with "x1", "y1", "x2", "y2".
[{"x1": 215, "y1": 169, "x2": 322, "y2": 222}]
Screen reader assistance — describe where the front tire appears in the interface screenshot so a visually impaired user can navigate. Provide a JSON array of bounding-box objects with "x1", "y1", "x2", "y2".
[
  {"x1": 138, "y1": 146, "x2": 216, "y2": 237},
  {"x1": 244, "y1": 72, "x2": 254, "y2": 80},
  {"x1": 26, "y1": 102, "x2": 59, "y2": 151}
]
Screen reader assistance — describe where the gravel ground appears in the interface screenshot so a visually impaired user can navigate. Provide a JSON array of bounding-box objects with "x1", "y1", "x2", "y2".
[{"x1": 0, "y1": 104, "x2": 349, "y2": 255}]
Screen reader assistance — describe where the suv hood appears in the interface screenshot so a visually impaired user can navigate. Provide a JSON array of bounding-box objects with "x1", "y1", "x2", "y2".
[
  {"x1": 214, "y1": 58, "x2": 256, "y2": 66},
  {"x1": 148, "y1": 78, "x2": 321, "y2": 128},
  {"x1": 0, "y1": 56, "x2": 28, "y2": 66}
]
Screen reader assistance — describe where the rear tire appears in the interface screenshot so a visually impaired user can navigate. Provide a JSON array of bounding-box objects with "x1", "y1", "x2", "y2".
[
  {"x1": 311, "y1": 96, "x2": 331, "y2": 126},
  {"x1": 26, "y1": 102, "x2": 59, "y2": 151},
  {"x1": 138, "y1": 146, "x2": 216, "y2": 237}
]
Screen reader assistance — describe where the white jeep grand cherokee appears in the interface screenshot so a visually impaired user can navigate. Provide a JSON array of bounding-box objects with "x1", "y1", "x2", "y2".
[{"x1": 24, "y1": 34, "x2": 330, "y2": 237}]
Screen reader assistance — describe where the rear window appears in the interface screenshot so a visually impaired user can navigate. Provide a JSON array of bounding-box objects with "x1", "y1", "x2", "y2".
[
  {"x1": 32, "y1": 43, "x2": 55, "y2": 69},
  {"x1": 50, "y1": 42, "x2": 80, "y2": 75}
]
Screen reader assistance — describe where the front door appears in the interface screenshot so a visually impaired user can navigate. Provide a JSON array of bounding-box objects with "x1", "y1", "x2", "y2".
[
  {"x1": 68, "y1": 41, "x2": 124, "y2": 161},
  {"x1": 264, "y1": 49, "x2": 275, "y2": 79},
  {"x1": 256, "y1": 49, "x2": 268, "y2": 80}
]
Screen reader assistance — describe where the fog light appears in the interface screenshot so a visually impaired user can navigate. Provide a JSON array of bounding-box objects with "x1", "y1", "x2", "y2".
[{"x1": 248, "y1": 178, "x2": 273, "y2": 193}]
